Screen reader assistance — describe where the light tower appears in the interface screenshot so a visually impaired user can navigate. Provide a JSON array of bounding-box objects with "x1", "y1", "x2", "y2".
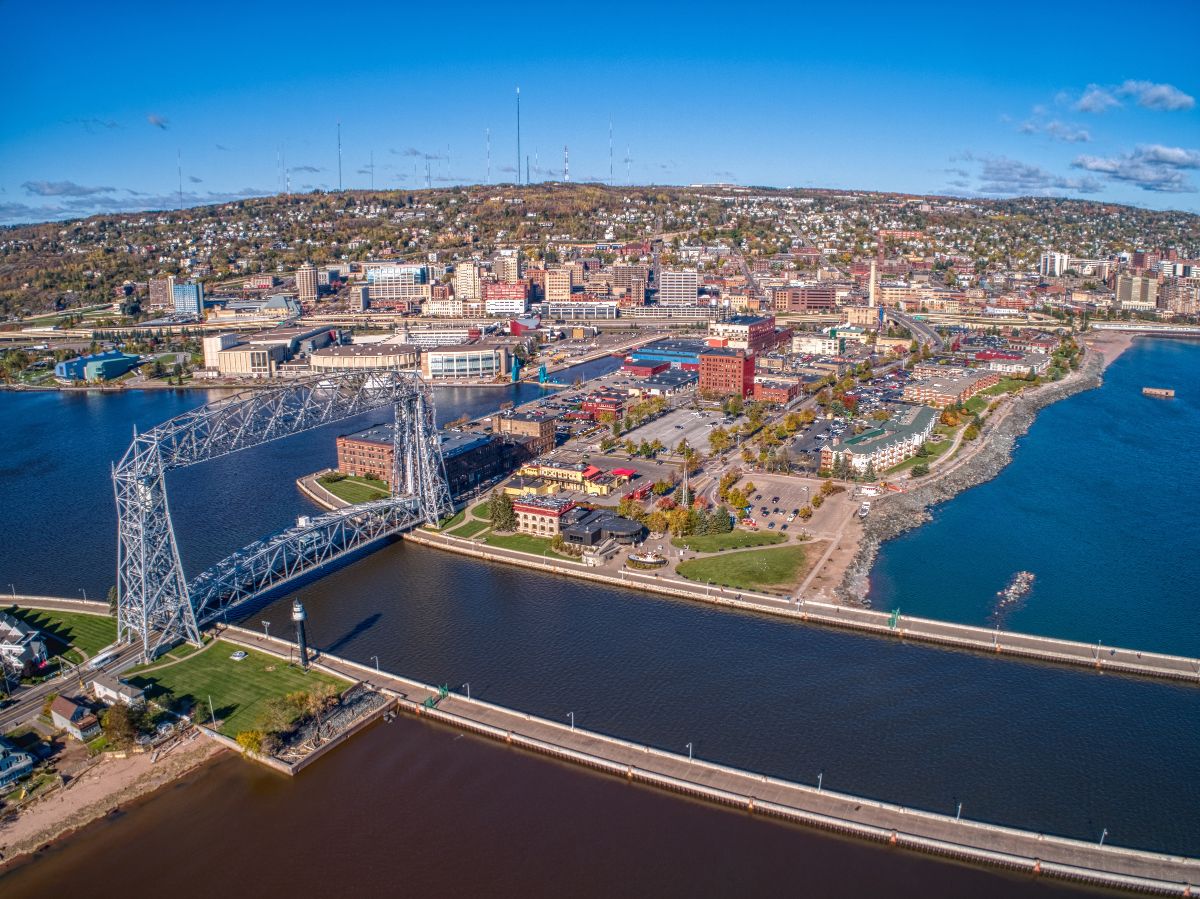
[
  {"x1": 564, "y1": 145, "x2": 570, "y2": 182},
  {"x1": 292, "y1": 599, "x2": 310, "y2": 669},
  {"x1": 516, "y1": 86, "x2": 521, "y2": 185}
]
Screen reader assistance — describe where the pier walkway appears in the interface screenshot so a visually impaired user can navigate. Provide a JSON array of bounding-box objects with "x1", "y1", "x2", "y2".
[
  {"x1": 219, "y1": 625, "x2": 1200, "y2": 896},
  {"x1": 403, "y1": 531, "x2": 1200, "y2": 684}
]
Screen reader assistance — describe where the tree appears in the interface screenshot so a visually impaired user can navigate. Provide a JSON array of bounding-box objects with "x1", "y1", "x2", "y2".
[
  {"x1": 811, "y1": 493, "x2": 824, "y2": 509},
  {"x1": 911, "y1": 463, "x2": 930, "y2": 477},
  {"x1": 488, "y1": 492, "x2": 516, "y2": 531},
  {"x1": 963, "y1": 424, "x2": 980, "y2": 441},
  {"x1": 102, "y1": 703, "x2": 146, "y2": 749},
  {"x1": 863, "y1": 460, "x2": 876, "y2": 481},
  {"x1": 236, "y1": 730, "x2": 265, "y2": 754},
  {"x1": 713, "y1": 505, "x2": 733, "y2": 532}
]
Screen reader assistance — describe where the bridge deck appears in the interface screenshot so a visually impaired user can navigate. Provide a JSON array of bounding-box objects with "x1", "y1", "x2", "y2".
[{"x1": 221, "y1": 625, "x2": 1199, "y2": 895}]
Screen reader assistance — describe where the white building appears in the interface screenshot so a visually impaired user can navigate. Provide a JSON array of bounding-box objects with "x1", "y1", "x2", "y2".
[
  {"x1": 792, "y1": 332, "x2": 841, "y2": 355},
  {"x1": 658, "y1": 269, "x2": 700, "y2": 305},
  {"x1": 296, "y1": 262, "x2": 318, "y2": 304},
  {"x1": 1039, "y1": 252, "x2": 1070, "y2": 278},
  {"x1": 453, "y1": 262, "x2": 482, "y2": 301},
  {"x1": 485, "y1": 297, "x2": 528, "y2": 316}
]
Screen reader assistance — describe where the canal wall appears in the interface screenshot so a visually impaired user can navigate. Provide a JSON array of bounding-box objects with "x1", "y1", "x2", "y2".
[
  {"x1": 401, "y1": 531, "x2": 1200, "y2": 684},
  {"x1": 214, "y1": 625, "x2": 1199, "y2": 895}
]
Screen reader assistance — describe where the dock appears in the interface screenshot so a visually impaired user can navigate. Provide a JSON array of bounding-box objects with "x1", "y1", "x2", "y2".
[{"x1": 219, "y1": 624, "x2": 1200, "y2": 896}]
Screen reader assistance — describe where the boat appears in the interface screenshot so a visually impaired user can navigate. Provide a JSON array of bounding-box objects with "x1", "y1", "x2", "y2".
[
  {"x1": 1142, "y1": 387, "x2": 1175, "y2": 399},
  {"x1": 858, "y1": 502, "x2": 870, "y2": 518}
]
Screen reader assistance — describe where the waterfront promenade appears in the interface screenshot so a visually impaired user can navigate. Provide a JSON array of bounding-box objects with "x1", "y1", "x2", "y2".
[
  {"x1": 402, "y1": 530, "x2": 1200, "y2": 684},
  {"x1": 218, "y1": 624, "x2": 1200, "y2": 896}
]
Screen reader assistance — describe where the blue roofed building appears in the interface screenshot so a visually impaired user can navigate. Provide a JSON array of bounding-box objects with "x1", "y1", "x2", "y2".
[{"x1": 54, "y1": 350, "x2": 141, "y2": 382}]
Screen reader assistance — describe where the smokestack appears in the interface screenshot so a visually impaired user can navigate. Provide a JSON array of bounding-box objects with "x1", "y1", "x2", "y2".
[
  {"x1": 292, "y1": 599, "x2": 309, "y2": 669},
  {"x1": 868, "y1": 260, "x2": 877, "y2": 308}
]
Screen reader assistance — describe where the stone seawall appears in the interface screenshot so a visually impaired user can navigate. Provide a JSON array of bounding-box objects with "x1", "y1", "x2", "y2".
[{"x1": 839, "y1": 351, "x2": 1105, "y2": 605}]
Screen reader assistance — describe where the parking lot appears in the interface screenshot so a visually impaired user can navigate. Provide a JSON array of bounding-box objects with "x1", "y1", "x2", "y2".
[
  {"x1": 733, "y1": 472, "x2": 823, "y2": 533},
  {"x1": 617, "y1": 407, "x2": 739, "y2": 456}
]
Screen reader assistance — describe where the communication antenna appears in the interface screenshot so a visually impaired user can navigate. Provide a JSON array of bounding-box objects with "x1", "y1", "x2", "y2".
[
  {"x1": 426, "y1": 160, "x2": 432, "y2": 190},
  {"x1": 516, "y1": 86, "x2": 521, "y2": 185},
  {"x1": 486, "y1": 127, "x2": 491, "y2": 184},
  {"x1": 526, "y1": 154, "x2": 530, "y2": 185},
  {"x1": 283, "y1": 142, "x2": 290, "y2": 197},
  {"x1": 370, "y1": 149, "x2": 374, "y2": 191},
  {"x1": 176, "y1": 149, "x2": 183, "y2": 210},
  {"x1": 626, "y1": 145, "x2": 632, "y2": 184},
  {"x1": 337, "y1": 119, "x2": 343, "y2": 191},
  {"x1": 609, "y1": 120, "x2": 614, "y2": 186},
  {"x1": 564, "y1": 145, "x2": 569, "y2": 182}
]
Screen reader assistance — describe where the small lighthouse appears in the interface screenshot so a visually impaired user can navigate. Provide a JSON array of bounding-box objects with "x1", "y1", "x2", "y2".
[{"x1": 292, "y1": 599, "x2": 310, "y2": 669}]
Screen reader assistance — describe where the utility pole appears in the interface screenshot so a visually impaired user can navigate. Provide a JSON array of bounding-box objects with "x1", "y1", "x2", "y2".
[{"x1": 516, "y1": 86, "x2": 521, "y2": 185}]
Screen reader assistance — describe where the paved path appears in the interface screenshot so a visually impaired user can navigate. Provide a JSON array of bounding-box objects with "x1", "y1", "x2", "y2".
[{"x1": 220, "y1": 625, "x2": 1200, "y2": 895}]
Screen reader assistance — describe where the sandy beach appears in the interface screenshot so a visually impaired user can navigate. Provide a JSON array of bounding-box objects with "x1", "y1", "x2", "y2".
[
  {"x1": 1084, "y1": 329, "x2": 1137, "y2": 369},
  {"x1": 0, "y1": 734, "x2": 225, "y2": 868}
]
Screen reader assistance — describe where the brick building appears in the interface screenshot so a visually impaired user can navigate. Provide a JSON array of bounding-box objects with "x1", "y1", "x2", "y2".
[{"x1": 698, "y1": 348, "x2": 755, "y2": 398}]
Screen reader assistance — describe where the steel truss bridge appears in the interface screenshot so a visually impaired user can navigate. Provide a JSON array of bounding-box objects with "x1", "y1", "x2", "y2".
[{"x1": 114, "y1": 371, "x2": 452, "y2": 658}]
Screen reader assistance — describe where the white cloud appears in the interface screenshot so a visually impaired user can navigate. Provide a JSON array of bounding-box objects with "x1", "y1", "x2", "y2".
[
  {"x1": 1116, "y1": 80, "x2": 1195, "y2": 111},
  {"x1": 1072, "y1": 144, "x2": 1200, "y2": 193}
]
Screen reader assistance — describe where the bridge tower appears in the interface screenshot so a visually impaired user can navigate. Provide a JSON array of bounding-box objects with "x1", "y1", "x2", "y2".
[{"x1": 114, "y1": 371, "x2": 451, "y2": 659}]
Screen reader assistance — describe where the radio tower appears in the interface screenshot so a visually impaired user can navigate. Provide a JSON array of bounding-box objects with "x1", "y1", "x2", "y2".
[
  {"x1": 563, "y1": 145, "x2": 570, "y2": 182},
  {"x1": 337, "y1": 120, "x2": 343, "y2": 191},
  {"x1": 176, "y1": 149, "x2": 183, "y2": 211},
  {"x1": 609, "y1": 120, "x2": 614, "y2": 186},
  {"x1": 515, "y1": 86, "x2": 521, "y2": 185},
  {"x1": 486, "y1": 127, "x2": 491, "y2": 184}
]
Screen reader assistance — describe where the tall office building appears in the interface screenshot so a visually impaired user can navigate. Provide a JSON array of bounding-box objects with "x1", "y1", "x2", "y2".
[
  {"x1": 545, "y1": 268, "x2": 573, "y2": 302},
  {"x1": 1115, "y1": 274, "x2": 1159, "y2": 310},
  {"x1": 1039, "y1": 252, "x2": 1070, "y2": 278},
  {"x1": 453, "y1": 262, "x2": 483, "y2": 301},
  {"x1": 148, "y1": 275, "x2": 176, "y2": 310},
  {"x1": 612, "y1": 264, "x2": 650, "y2": 303},
  {"x1": 658, "y1": 269, "x2": 700, "y2": 305},
  {"x1": 172, "y1": 281, "x2": 204, "y2": 317},
  {"x1": 365, "y1": 264, "x2": 432, "y2": 311},
  {"x1": 296, "y1": 262, "x2": 318, "y2": 304},
  {"x1": 493, "y1": 249, "x2": 523, "y2": 283}
]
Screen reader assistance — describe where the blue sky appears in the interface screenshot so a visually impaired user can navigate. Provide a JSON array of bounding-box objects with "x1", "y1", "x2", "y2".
[{"x1": 2, "y1": 0, "x2": 1198, "y2": 224}]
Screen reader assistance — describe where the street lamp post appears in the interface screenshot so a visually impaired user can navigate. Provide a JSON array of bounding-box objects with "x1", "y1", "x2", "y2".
[
  {"x1": 80, "y1": 588, "x2": 87, "y2": 602},
  {"x1": 261, "y1": 620, "x2": 271, "y2": 640},
  {"x1": 8, "y1": 583, "x2": 15, "y2": 600},
  {"x1": 817, "y1": 771, "x2": 824, "y2": 793},
  {"x1": 463, "y1": 682, "x2": 470, "y2": 700},
  {"x1": 371, "y1": 655, "x2": 380, "y2": 671},
  {"x1": 568, "y1": 711, "x2": 575, "y2": 730},
  {"x1": 686, "y1": 741, "x2": 693, "y2": 761},
  {"x1": 956, "y1": 802, "x2": 963, "y2": 822},
  {"x1": 1099, "y1": 828, "x2": 1108, "y2": 846}
]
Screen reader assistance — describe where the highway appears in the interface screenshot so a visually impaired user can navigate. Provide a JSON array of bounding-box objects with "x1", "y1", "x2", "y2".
[{"x1": 888, "y1": 309, "x2": 944, "y2": 350}]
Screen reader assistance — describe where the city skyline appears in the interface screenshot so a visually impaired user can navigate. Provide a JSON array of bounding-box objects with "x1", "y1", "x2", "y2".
[{"x1": 2, "y1": 0, "x2": 1199, "y2": 225}]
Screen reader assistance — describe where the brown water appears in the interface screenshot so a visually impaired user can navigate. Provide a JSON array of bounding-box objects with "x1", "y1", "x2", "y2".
[{"x1": 0, "y1": 716, "x2": 1092, "y2": 899}]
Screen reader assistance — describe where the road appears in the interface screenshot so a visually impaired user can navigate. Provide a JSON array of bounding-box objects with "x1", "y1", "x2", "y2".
[{"x1": 889, "y1": 309, "x2": 943, "y2": 350}]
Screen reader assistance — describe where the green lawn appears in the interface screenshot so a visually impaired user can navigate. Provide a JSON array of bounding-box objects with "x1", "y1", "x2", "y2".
[
  {"x1": 964, "y1": 395, "x2": 988, "y2": 415},
  {"x1": 4, "y1": 606, "x2": 116, "y2": 661},
  {"x1": 886, "y1": 437, "x2": 954, "y2": 474},
  {"x1": 126, "y1": 640, "x2": 347, "y2": 737},
  {"x1": 438, "y1": 510, "x2": 466, "y2": 530},
  {"x1": 978, "y1": 377, "x2": 1037, "y2": 398},
  {"x1": 471, "y1": 501, "x2": 492, "y2": 520},
  {"x1": 484, "y1": 532, "x2": 574, "y2": 560},
  {"x1": 450, "y1": 519, "x2": 490, "y2": 538},
  {"x1": 676, "y1": 545, "x2": 807, "y2": 592},
  {"x1": 671, "y1": 531, "x2": 787, "y2": 553},
  {"x1": 318, "y1": 474, "x2": 389, "y2": 505}
]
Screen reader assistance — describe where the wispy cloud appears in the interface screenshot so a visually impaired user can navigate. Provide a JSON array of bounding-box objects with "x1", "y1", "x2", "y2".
[
  {"x1": 962, "y1": 153, "x2": 1102, "y2": 196},
  {"x1": 146, "y1": 113, "x2": 169, "y2": 130},
  {"x1": 1018, "y1": 119, "x2": 1091, "y2": 143},
  {"x1": 1072, "y1": 144, "x2": 1200, "y2": 193},
  {"x1": 1072, "y1": 80, "x2": 1194, "y2": 113},
  {"x1": 0, "y1": 187, "x2": 276, "y2": 224},
  {"x1": 188, "y1": 175, "x2": 203, "y2": 184},
  {"x1": 291, "y1": 165, "x2": 322, "y2": 173},
  {"x1": 22, "y1": 180, "x2": 116, "y2": 197},
  {"x1": 215, "y1": 143, "x2": 231, "y2": 151},
  {"x1": 393, "y1": 147, "x2": 447, "y2": 161},
  {"x1": 67, "y1": 117, "x2": 121, "y2": 133}
]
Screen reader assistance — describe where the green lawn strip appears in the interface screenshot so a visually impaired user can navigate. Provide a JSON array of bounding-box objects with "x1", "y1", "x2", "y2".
[
  {"x1": 470, "y1": 501, "x2": 492, "y2": 520},
  {"x1": 483, "y1": 532, "x2": 574, "y2": 561},
  {"x1": 676, "y1": 545, "x2": 807, "y2": 592},
  {"x1": 126, "y1": 640, "x2": 347, "y2": 737},
  {"x1": 317, "y1": 474, "x2": 389, "y2": 505},
  {"x1": 671, "y1": 531, "x2": 786, "y2": 553},
  {"x1": 964, "y1": 396, "x2": 987, "y2": 415},
  {"x1": 886, "y1": 436, "x2": 954, "y2": 474},
  {"x1": 4, "y1": 606, "x2": 116, "y2": 658},
  {"x1": 438, "y1": 510, "x2": 467, "y2": 530},
  {"x1": 978, "y1": 377, "x2": 1036, "y2": 398},
  {"x1": 450, "y1": 519, "x2": 490, "y2": 538}
]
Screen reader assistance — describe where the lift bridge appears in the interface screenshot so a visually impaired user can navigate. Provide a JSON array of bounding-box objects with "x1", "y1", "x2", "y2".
[{"x1": 114, "y1": 370, "x2": 453, "y2": 658}]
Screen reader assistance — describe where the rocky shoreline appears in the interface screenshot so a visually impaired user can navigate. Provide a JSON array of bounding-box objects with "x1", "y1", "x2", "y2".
[{"x1": 838, "y1": 350, "x2": 1106, "y2": 605}]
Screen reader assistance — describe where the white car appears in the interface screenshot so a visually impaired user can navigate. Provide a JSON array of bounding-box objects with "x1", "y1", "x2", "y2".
[{"x1": 230, "y1": 650, "x2": 248, "y2": 661}]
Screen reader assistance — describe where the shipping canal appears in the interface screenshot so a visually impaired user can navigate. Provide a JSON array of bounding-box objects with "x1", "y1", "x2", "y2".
[{"x1": 1, "y1": 343, "x2": 1197, "y2": 896}]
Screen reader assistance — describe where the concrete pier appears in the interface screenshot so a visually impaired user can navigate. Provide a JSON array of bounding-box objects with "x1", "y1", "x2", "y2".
[{"x1": 219, "y1": 625, "x2": 1200, "y2": 896}]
